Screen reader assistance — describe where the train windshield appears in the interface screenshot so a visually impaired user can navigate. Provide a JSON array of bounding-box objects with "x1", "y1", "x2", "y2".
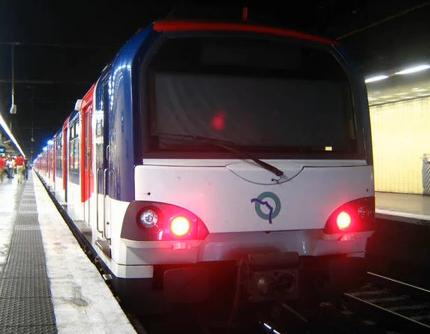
[{"x1": 145, "y1": 35, "x2": 358, "y2": 157}]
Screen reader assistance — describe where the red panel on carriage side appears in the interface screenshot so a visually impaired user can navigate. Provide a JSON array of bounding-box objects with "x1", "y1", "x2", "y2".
[
  {"x1": 48, "y1": 143, "x2": 53, "y2": 182},
  {"x1": 51, "y1": 143, "x2": 54, "y2": 182},
  {"x1": 52, "y1": 144, "x2": 55, "y2": 182},
  {"x1": 52, "y1": 143, "x2": 55, "y2": 182},
  {"x1": 80, "y1": 84, "x2": 95, "y2": 203},
  {"x1": 62, "y1": 117, "x2": 69, "y2": 191},
  {"x1": 51, "y1": 146, "x2": 53, "y2": 180},
  {"x1": 55, "y1": 134, "x2": 58, "y2": 181},
  {"x1": 47, "y1": 147, "x2": 49, "y2": 179}
]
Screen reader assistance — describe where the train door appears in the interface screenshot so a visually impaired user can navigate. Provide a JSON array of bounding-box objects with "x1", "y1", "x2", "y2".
[
  {"x1": 95, "y1": 84, "x2": 111, "y2": 254},
  {"x1": 66, "y1": 114, "x2": 82, "y2": 220}
]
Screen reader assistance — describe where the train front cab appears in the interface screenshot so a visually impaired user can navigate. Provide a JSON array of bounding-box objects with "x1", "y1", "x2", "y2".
[{"x1": 81, "y1": 21, "x2": 374, "y2": 307}]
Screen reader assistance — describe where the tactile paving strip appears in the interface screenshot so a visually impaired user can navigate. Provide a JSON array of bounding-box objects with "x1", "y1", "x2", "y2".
[
  {"x1": 0, "y1": 278, "x2": 51, "y2": 298},
  {"x1": 0, "y1": 326, "x2": 57, "y2": 334},
  {"x1": 0, "y1": 179, "x2": 57, "y2": 333},
  {"x1": 0, "y1": 299, "x2": 56, "y2": 326},
  {"x1": 13, "y1": 215, "x2": 39, "y2": 226}
]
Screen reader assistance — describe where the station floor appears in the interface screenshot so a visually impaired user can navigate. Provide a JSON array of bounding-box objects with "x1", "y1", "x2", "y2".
[
  {"x1": 375, "y1": 191, "x2": 430, "y2": 222},
  {"x1": 0, "y1": 174, "x2": 136, "y2": 333}
]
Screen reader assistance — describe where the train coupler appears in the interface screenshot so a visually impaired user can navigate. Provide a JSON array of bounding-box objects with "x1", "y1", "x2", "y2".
[{"x1": 242, "y1": 252, "x2": 299, "y2": 302}]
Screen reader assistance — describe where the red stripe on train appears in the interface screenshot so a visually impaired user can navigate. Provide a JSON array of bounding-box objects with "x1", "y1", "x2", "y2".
[{"x1": 153, "y1": 21, "x2": 336, "y2": 45}]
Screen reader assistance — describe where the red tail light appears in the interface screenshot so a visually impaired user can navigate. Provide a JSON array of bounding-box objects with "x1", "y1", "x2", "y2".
[
  {"x1": 136, "y1": 202, "x2": 209, "y2": 241},
  {"x1": 324, "y1": 196, "x2": 375, "y2": 234},
  {"x1": 170, "y1": 216, "x2": 191, "y2": 237},
  {"x1": 336, "y1": 211, "x2": 352, "y2": 230}
]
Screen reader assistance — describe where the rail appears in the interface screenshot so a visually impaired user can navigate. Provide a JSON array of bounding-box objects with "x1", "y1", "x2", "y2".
[{"x1": 344, "y1": 272, "x2": 430, "y2": 331}]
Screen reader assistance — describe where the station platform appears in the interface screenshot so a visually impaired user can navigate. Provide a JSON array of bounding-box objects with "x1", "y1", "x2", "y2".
[
  {"x1": 376, "y1": 191, "x2": 430, "y2": 223},
  {"x1": 0, "y1": 174, "x2": 136, "y2": 333}
]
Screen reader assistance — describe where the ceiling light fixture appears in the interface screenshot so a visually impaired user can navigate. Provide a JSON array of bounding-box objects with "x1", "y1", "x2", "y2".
[
  {"x1": 395, "y1": 64, "x2": 430, "y2": 75},
  {"x1": 412, "y1": 87, "x2": 427, "y2": 92},
  {"x1": 9, "y1": 45, "x2": 17, "y2": 115},
  {"x1": 365, "y1": 75, "x2": 389, "y2": 83},
  {"x1": 0, "y1": 111, "x2": 25, "y2": 157}
]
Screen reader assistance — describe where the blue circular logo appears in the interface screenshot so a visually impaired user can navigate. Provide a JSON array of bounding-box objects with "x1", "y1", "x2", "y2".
[{"x1": 251, "y1": 192, "x2": 281, "y2": 224}]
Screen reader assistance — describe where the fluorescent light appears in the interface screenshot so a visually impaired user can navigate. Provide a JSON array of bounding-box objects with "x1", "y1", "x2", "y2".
[
  {"x1": 47, "y1": 139, "x2": 54, "y2": 145},
  {"x1": 43, "y1": 146, "x2": 47, "y2": 152},
  {"x1": 365, "y1": 75, "x2": 389, "y2": 83},
  {"x1": 395, "y1": 64, "x2": 430, "y2": 75},
  {"x1": 0, "y1": 111, "x2": 25, "y2": 157},
  {"x1": 263, "y1": 323, "x2": 271, "y2": 330}
]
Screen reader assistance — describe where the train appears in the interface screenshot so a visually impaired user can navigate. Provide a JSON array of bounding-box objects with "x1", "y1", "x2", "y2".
[{"x1": 34, "y1": 20, "x2": 374, "y2": 308}]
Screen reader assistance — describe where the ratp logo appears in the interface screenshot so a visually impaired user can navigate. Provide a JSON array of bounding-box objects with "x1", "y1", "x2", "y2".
[{"x1": 251, "y1": 192, "x2": 281, "y2": 224}]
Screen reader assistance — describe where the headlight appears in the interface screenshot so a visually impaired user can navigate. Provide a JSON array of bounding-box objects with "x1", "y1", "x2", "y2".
[{"x1": 139, "y1": 209, "x2": 158, "y2": 228}]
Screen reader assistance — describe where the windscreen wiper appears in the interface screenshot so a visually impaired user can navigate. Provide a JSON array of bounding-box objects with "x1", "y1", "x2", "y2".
[{"x1": 156, "y1": 133, "x2": 285, "y2": 178}]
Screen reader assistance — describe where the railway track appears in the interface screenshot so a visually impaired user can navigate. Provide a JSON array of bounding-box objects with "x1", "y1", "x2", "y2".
[
  {"x1": 343, "y1": 271, "x2": 430, "y2": 333},
  {"x1": 257, "y1": 271, "x2": 430, "y2": 334}
]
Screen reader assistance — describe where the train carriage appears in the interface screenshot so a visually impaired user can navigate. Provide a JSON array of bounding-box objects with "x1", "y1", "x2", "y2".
[{"x1": 35, "y1": 20, "x2": 374, "y2": 306}]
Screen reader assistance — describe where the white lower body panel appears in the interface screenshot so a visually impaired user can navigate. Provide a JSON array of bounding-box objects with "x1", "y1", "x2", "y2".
[{"x1": 106, "y1": 229, "x2": 372, "y2": 279}]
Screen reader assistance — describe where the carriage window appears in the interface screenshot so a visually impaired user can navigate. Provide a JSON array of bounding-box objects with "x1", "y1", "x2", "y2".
[
  {"x1": 56, "y1": 135, "x2": 62, "y2": 174},
  {"x1": 145, "y1": 35, "x2": 357, "y2": 157},
  {"x1": 69, "y1": 121, "x2": 80, "y2": 183}
]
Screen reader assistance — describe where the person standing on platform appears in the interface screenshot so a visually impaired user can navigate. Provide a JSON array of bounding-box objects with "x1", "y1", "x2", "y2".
[
  {"x1": 12, "y1": 157, "x2": 16, "y2": 178},
  {"x1": 24, "y1": 159, "x2": 29, "y2": 180},
  {"x1": 15, "y1": 155, "x2": 25, "y2": 184},
  {"x1": 6, "y1": 156, "x2": 14, "y2": 179},
  {"x1": 0, "y1": 155, "x2": 5, "y2": 183}
]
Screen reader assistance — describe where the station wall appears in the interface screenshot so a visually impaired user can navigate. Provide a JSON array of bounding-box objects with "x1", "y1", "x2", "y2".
[{"x1": 370, "y1": 96, "x2": 430, "y2": 194}]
